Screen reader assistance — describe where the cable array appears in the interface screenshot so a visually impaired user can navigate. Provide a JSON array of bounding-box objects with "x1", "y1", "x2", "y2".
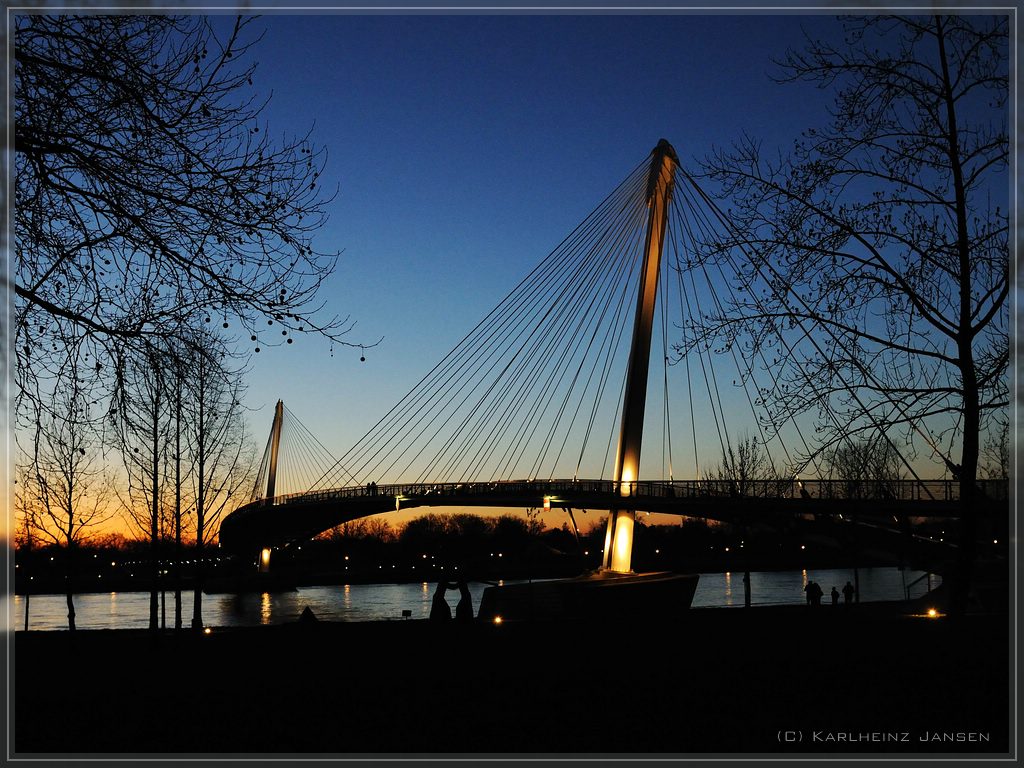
[{"x1": 245, "y1": 141, "x2": 943, "y2": 497}]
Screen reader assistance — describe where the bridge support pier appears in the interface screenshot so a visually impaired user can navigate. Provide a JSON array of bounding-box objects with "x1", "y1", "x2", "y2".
[{"x1": 603, "y1": 509, "x2": 636, "y2": 573}]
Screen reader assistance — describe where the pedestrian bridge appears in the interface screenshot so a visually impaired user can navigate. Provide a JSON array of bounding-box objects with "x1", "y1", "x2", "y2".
[
  {"x1": 217, "y1": 139, "x2": 1007, "y2": 578},
  {"x1": 218, "y1": 476, "x2": 1006, "y2": 555}
]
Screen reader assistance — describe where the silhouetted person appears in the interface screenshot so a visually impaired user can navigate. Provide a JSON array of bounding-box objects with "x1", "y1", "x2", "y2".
[
  {"x1": 804, "y1": 580, "x2": 815, "y2": 606},
  {"x1": 430, "y1": 581, "x2": 452, "y2": 622},
  {"x1": 299, "y1": 605, "x2": 318, "y2": 623},
  {"x1": 811, "y1": 582, "x2": 824, "y2": 607},
  {"x1": 842, "y1": 581, "x2": 855, "y2": 605},
  {"x1": 455, "y1": 579, "x2": 473, "y2": 622},
  {"x1": 830, "y1": 586, "x2": 840, "y2": 607}
]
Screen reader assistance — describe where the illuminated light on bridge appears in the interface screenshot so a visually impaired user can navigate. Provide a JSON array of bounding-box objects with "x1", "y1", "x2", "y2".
[{"x1": 259, "y1": 548, "x2": 271, "y2": 573}]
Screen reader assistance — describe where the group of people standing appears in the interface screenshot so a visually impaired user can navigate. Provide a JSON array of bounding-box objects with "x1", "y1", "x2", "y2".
[
  {"x1": 430, "y1": 579, "x2": 474, "y2": 621},
  {"x1": 805, "y1": 579, "x2": 856, "y2": 607}
]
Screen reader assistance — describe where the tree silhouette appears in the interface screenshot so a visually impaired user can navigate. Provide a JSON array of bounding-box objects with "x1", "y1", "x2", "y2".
[
  {"x1": 14, "y1": 14, "x2": 356, "y2": 422},
  {"x1": 183, "y1": 337, "x2": 255, "y2": 629},
  {"x1": 687, "y1": 15, "x2": 1008, "y2": 614},
  {"x1": 826, "y1": 437, "x2": 905, "y2": 501},
  {"x1": 17, "y1": 369, "x2": 114, "y2": 630},
  {"x1": 113, "y1": 344, "x2": 171, "y2": 630},
  {"x1": 710, "y1": 431, "x2": 785, "y2": 497}
]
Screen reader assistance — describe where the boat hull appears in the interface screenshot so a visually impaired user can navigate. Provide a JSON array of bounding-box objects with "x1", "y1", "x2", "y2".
[{"x1": 476, "y1": 571, "x2": 698, "y2": 623}]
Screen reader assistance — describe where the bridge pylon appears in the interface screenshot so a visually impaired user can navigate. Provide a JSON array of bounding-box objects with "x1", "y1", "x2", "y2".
[
  {"x1": 266, "y1": 399, "x2": 284, "y2": 501},
  {"x1": 259, "y1": 400, "x2": 284, "y2": 573},
  {"x1": 602, "y1": 139, "x2": 678, "y2": 573}
]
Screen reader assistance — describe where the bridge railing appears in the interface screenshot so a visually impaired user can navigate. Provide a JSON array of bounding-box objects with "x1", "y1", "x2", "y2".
[{"x1": 248, "y1": 477, "x2": 1007, "y2": 509}]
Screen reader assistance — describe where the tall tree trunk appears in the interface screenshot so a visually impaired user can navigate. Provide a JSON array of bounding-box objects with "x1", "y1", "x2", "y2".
[
  {"x1": 150, "y1": 386, "x2": 161, "y2": 631},
  {"x1": 174, "y1": 375, "x2": 182, "y2": 630},
  {"x1": 191, "y1": 363, "x2": 206, "y2": 629},
  {"x1": 64, "y1": 542, "x2": 76, "y2": 632},
  {"x1": 937, "y1": 14, "x2": 980, "y2": 617}
]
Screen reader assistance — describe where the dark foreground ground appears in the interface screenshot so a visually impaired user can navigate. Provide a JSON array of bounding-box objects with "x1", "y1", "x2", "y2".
[{"x1": 13, "y1": 601, "x2": 1013, "y2": 757}]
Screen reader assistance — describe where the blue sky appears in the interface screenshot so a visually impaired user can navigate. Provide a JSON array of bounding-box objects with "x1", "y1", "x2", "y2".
[{"x1": 236, "y1": 12, "x2": 846, "y2": 485}]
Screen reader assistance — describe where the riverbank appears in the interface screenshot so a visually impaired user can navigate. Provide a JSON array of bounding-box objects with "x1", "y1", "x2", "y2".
[{"x1": 12, "y1": 601, "x2": 1011, "y2": 756}]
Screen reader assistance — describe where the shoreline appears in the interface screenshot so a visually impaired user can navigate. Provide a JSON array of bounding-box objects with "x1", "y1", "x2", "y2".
[
  {"x1": 12, "y1": 599, "x2": 1011, "y2": 756},
  {"x1": 11, "y1": 561, "x2": 945, "y2": 598}
]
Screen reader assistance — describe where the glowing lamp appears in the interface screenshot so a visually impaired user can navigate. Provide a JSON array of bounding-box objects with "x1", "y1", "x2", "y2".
[
  {"x1": 927, "y1": 608, "x2": 938, "y2": 618},
  {"x1": 493, "y1": 616, "x2": 503, "y2": 625},
  {"x1": 203, "y1": 627, "x2": 212, "y2": 635},
  {"x1": 543, "y1": 495, "x2": 551, "y2": 511}
]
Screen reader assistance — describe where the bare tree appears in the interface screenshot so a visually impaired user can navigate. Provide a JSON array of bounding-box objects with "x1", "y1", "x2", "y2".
[
  {"x1": 113, "y1": 344, "x2": 170, "y2": 630},
  {"x1": 184, "y1": 342, "x2": 255, "y2": 629},
  {"x1": 17, "y1": 370, "x2": 113, "y2": 630},
  {"x1": 826, "y1": 437, "x2": 905, "y2": 500},
  {"x1": 710, "y1": 431, "x2": 785, "y2": 497},
  {"x1": 686, "y1": 15, "x2": 1008, "y2": 614},
  {"x1": 979, "y1": 421, "x2": 1009, "y2": 481},
  {"x1": 14, "y1": 14, "x2": 358, "y2": 427}
]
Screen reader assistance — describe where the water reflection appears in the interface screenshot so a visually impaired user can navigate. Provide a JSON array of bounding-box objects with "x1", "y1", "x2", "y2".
[
  {"x1": 260, "y1": 592, "x2": 272, "y2": 625},
  {"x1": 10, "y1": 567, "x2": 941, "y2": 631}
]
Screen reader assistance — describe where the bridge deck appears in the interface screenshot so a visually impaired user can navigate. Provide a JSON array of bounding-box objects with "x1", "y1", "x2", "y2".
[{"x1": 218, "y1": 478, "x2": 1006, "y2": 554}]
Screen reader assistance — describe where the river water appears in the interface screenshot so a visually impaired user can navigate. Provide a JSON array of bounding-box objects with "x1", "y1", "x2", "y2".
[{"x1": 5, "y1": 566, "x2": 939, "y2": 631}]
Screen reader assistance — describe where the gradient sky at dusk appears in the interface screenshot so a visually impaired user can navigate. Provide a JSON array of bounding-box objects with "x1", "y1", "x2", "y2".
[
  {"x1": 13, "y1": 10, "x2": 982, "y2": 543},
  {"x1": 232, "y1": 12, "x2": 850, "y2": 501}
]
